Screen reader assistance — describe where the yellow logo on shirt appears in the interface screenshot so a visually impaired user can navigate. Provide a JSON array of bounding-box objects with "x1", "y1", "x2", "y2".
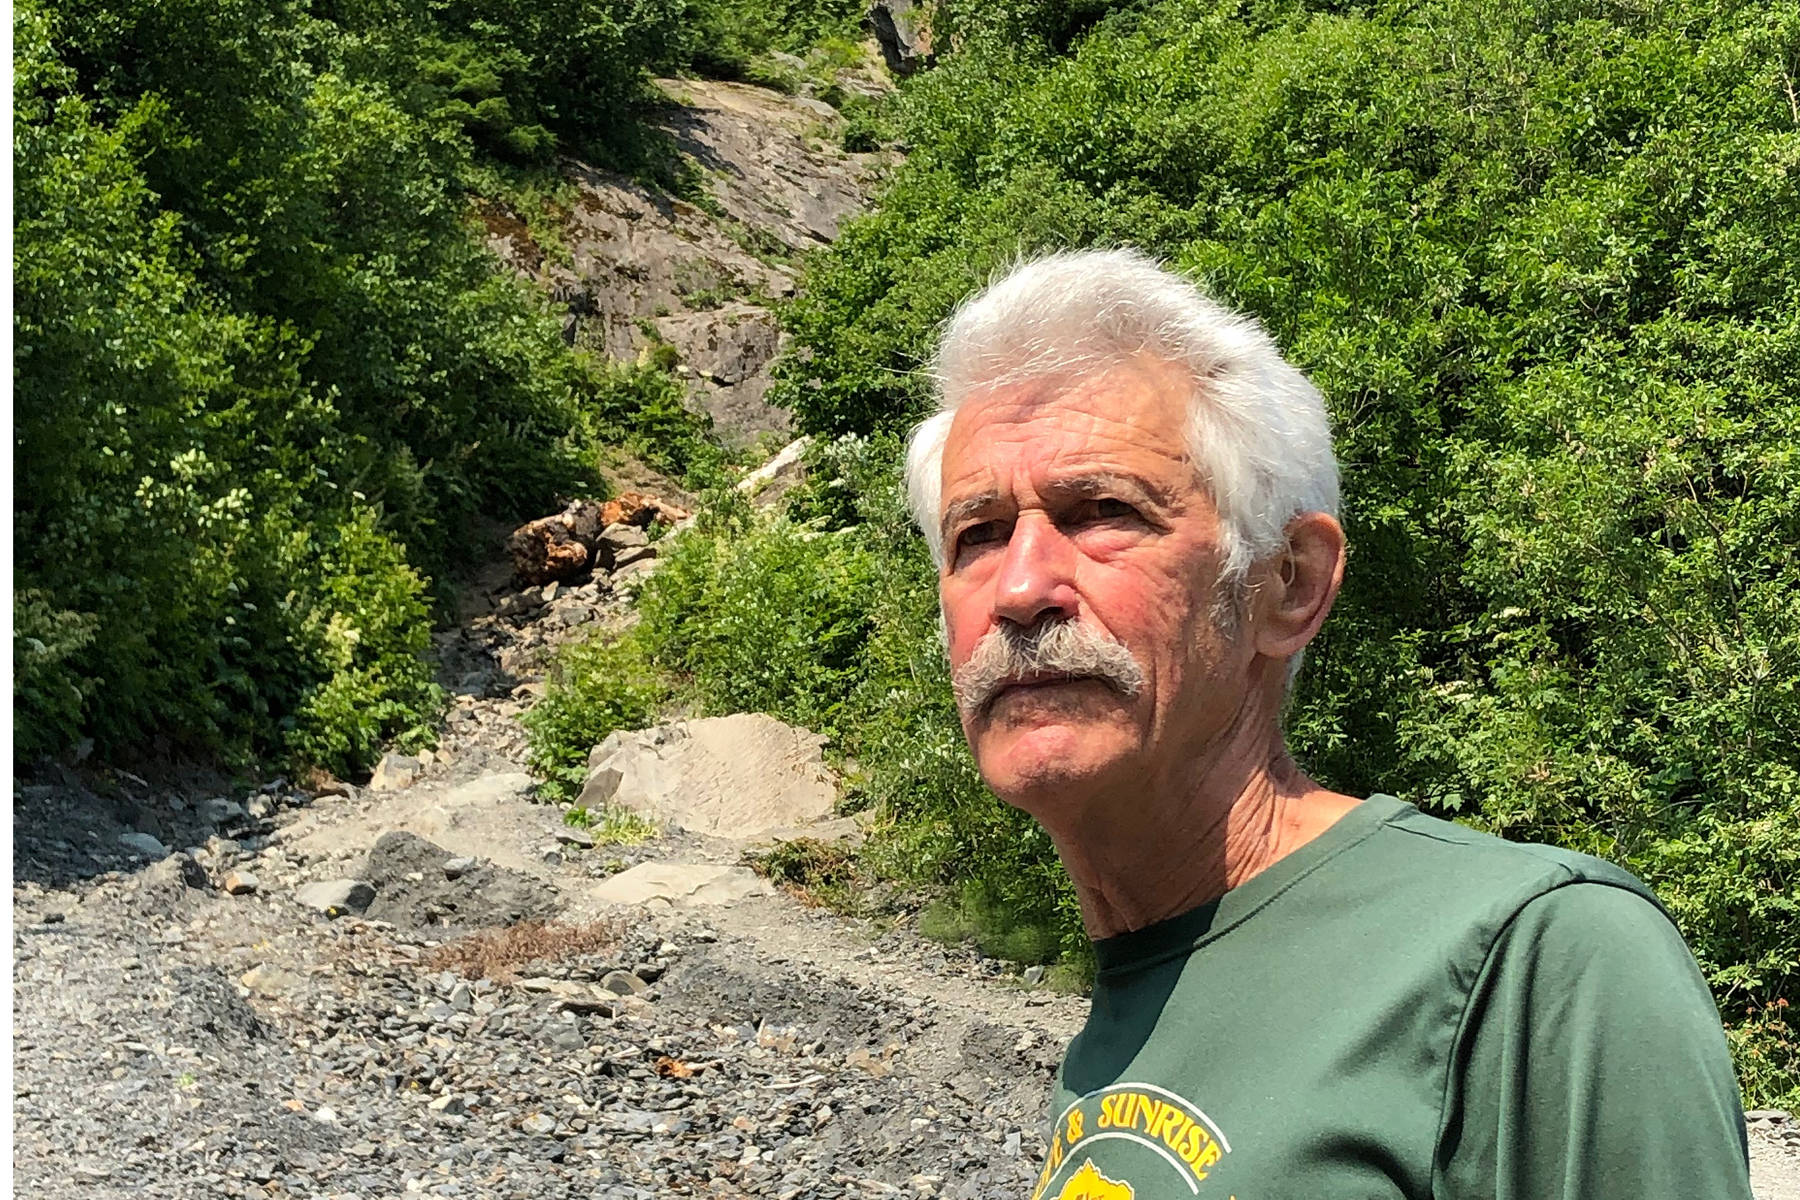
[
  {"x1": 1053, "y1": 1160, "x2": 1133, "y2": 1200},
  {"x1": 1031, "y1": 1084, "x2": 1232, "y2": 1200}
]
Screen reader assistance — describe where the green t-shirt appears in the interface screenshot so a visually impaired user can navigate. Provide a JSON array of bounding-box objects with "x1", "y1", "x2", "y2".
[{"x1": 1035, "y1": 795, "x2": 1750, "y2": 1200}]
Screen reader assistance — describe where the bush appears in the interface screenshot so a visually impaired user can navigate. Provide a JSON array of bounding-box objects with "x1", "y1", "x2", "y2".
[
  {"x1": 12, "y1": 0, "x2": 696, "y2": 771},
  {"x1": 685, "y1": 0, "x2": 868, "y2": 82},
  {"x1": 632, "y1": 507, "x2": 881, "y2": 740},
  {"x1": 522, "y1": 631, "x2": 671, "y2": 801}
]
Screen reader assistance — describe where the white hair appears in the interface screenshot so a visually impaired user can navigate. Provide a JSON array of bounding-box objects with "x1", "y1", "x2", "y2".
[{"x1": 904, "y1": 248, "x2": 1339, "y2": 588}]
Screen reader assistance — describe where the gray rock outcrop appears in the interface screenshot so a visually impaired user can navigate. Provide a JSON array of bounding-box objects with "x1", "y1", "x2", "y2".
[
  {"x1": 870, "y1": 0, "x2": 934, "y2": 76},
  {"x1": 577, "y1": 714, "x2": 839, "y2": 840}
]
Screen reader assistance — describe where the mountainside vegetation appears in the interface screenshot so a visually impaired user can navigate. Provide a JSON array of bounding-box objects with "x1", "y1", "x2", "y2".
[
  {"x1": 530, "y1": 0, "x2": 1800, "y2": 1105},
  {"x1": 12, "y1": 0, "x2": 767, "y2": 772}
]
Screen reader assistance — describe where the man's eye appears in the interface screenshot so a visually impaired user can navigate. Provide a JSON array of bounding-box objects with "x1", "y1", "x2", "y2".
[
  {"x1": 1079, "y1": 498, "x2": 1138, "y2": 523},
  {"x1": 958, "y1": 521, "x2": 1002, "y2": 550}
]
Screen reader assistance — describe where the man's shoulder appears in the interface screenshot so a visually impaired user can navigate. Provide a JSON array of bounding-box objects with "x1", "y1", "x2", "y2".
[{"x1": 1346, "y1": 795, "x2": 1668, "y2": 940}]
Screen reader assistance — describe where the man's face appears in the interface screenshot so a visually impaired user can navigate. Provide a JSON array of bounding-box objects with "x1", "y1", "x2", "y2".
[{"x1": 937, "y1": 361, "x2": 1254, "y2": 816}]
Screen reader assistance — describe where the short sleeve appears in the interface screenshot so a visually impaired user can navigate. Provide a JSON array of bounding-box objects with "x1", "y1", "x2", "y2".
[{"x1": 1434, "y1": 881, "x2": 1751, "y2": 1200}]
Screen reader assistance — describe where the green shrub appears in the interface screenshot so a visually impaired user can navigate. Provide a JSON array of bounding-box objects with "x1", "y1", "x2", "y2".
[
  {"x1": 12, "y1": 0, "x2": 692, "y2": 771},
  {"x1": 564, "y1": 803, "x2": 661, "y2": 844},
  {"x1": 745, "y1": 836, "x2": 861, "y2": 908},
  {"x1": 585, "y1": 357, "x2": 716, "y2": 479},
  {"x1": 685, "y1": 0, "x2": 868, "y2": 81},
  {"x1": 633, "y1": 509, "x2": 881, "y2": 739},
  {"x1": 522, "y1": 631, "x2": 671, "y2": 802}
]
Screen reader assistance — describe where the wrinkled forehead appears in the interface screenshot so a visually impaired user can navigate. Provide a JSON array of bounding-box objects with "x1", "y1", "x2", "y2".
[{"x1": 939, "y1": 361, "x2": 1198, "y2": 500}]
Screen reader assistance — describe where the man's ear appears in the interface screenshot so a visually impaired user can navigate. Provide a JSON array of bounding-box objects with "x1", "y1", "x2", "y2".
[{"x1": 1251, "y1": 512, "x2": 1346, "y2": 660}]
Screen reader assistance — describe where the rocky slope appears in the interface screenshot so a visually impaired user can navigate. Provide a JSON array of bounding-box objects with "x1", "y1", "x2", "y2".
[
  {"x1": 15, "y1": 545, "x2": 1800, "y2": 1199},
  {"x1": 481, "y1": 76, "x2": 891, "y2": 447},
  {"x1": 12, "y1": 558, "x2": 1080, "y2": 1199}
]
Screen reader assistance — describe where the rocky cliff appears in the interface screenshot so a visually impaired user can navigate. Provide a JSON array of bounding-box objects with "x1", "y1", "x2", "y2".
[{"x1": 482, "y1": 76, "x2": 893, "y2": 447}]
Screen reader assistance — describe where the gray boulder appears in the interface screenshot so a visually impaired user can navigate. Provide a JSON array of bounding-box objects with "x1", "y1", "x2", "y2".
[
  {"x1": 294, "y1": 879, "x2": 376, "y2": 916},
  {"x1": 118, "y1": 831, "x2": 168, "y2": 859},
  {"x1": 870, "y1": 0, "x2": 934, "y2": 76}
]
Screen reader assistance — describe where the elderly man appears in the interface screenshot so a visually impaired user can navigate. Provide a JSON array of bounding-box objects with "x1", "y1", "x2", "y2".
[{"x1": 904, "y1": 250, "x2": 1751, "y2": 1199}]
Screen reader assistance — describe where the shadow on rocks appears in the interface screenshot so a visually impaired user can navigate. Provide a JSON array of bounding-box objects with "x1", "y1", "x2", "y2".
[{"x1": 356, "y1": 831, "x2": 557, "y2": 933}]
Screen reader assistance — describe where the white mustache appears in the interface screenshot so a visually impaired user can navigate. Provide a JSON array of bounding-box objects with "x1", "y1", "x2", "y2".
[{"x1": 951, "y1": 620, "x2": 1146, "y2": 716}]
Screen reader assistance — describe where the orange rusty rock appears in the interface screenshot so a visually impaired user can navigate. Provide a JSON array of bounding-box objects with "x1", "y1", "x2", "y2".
[{"x1": 507, "y1": 493, "x2": 687, "y2": 585}]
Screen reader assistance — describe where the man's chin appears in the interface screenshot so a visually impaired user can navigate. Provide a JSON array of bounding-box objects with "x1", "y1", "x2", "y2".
[{"x1": 970, "y1": 713, "x2": 1136, "y2": 810}]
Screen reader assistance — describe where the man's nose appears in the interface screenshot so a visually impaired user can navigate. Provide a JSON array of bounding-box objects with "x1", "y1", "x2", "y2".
[{"x1": 992, "y1": 514, "x2": 1079, "y2": 627}]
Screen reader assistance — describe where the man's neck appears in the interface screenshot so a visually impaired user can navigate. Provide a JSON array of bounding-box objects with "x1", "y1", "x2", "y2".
[{"x1": 1045, "y1": 731, "x2": 1361, "y2": 941}]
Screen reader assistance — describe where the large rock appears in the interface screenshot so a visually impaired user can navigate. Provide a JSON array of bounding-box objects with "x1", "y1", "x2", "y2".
[
  {"x1": 118, "y1": 831, "x2": 169, "y2": 859},
  {"x1": 589, "y1": 863, "x2": 773, "y2": 907},
  {"x1": 505, "y1": 499, "x2": 612, "y2": 586},
  {"x1": 577, "y1": 714, "x2": 838, "y2": 840},
  {"x1": 870, "y1": 0, "x2": 934, "y2": 76}
]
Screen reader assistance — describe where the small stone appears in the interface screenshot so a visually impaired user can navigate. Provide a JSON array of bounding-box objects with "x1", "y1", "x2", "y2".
[
  {"x1": 369, "y1": 753, "x2": 421, "y2": 791},
  {"x1": 600, "y1": 970, "x2": 647, "y2": 996},
  {"x1": 448, "y1": 982, "x2": 472, "y2": 1012},
  {"x1": 557, "y1": 827, "x2": 595, "y2": 850},
  {"x1": 240, "y1": 963, "x2": 299, "y2": 995},
  {"x1": 613, "y1": 994, "x2": 655, "y2": 1020},
  {"x1": 144, "y1": 852, "x2": 209, "y2": 890},
  {"x1": 1023, "y1": 965, "x2": 1045, "y2": 986},
  {"x1": 442, "y1": 857, "x2": 477, "y2": 880},
  {"x1": 611, "y1": 544, "x2": 657, "y2": 570},
  {"x1": 294, "y1": 879, "x2": 376, "y2": 916},
  {"x1": 223, "y1": 871, "x2": 259, "y2": 896},
  {"x1": 521, "y1": 1114, "x2": 557, "y2": 1136},
  {"x1": 118, "y1": 832, "x2": 168, "y2": 859},
  {"x1": 199, "y1": 797, "x2": 247, "y2": 827},
  {"x1": 599, "y1": 522, "x2": 648, "y2": 550},
  {"x1": 313, "y1": 1105, "x2": 340, "y2": 1124},
  {"x1": 428, "y1": 1095, "x2": 466, "y2": 1115}
]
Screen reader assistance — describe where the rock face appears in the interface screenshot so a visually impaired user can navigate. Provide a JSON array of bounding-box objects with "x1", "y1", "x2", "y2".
[
  {"x1": 482, "y1": 79, "x2": 891, "y2": 446},
  {"x1": 870, "y1": 0, "x2": 934, "y2": 76},
  {"x1": 577, "y1": 715, "x2": 839, "y2": 840}
]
